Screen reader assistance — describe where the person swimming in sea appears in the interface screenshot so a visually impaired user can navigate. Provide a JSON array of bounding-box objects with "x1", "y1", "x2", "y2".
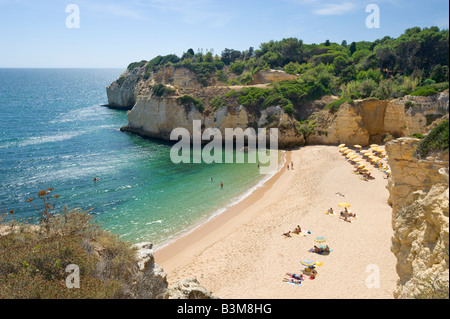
[
  {"x1": 93, "y1": 177, "x2": 100, "y2": 182},
  {"x1": 220, "y1": 181, "x2": 223, "y2": 188}
]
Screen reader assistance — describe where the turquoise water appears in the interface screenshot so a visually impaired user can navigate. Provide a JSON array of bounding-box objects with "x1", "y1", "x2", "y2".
[{"x1": 0, "y1": 69, "x2": 280, "y2": 247}]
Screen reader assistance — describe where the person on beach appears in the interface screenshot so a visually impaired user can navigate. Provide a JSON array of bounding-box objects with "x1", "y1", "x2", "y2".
[
  {"x1": 328, "y1": 208, "x2": 334, "y2": 214},
  {"x1": 292, "y1": 225, "x2": 302, "y2": 234},
  {"x1": 283, "y1": 231, "x2": 291, "y2": 238},
  {"x1": 283, "y1": 278, "x2": 302, "y2": 285},
  {"x1": 291, "y1": 161, "x2": 294, "y2": 170},
  {"x1": 285, "y1": 273, "x2": 304, "y2": 281},
  {"x1": 340, "y1": 212, "x2": 351, "y2": 223}
]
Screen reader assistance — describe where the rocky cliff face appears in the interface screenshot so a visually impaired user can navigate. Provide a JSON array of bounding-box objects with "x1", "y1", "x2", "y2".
[
  {"x1": 107, "y1": 62, "x2": 448, "y2": 149},
  {"x1": 385, "y1": 138, "x2": 449, "y2": 299},
  {"x1": 121, "y1": 95, "x2": 304, "y2": 147},
  {"x1": 110, "y1": 65, "x2": 305, "y2": 148},
  {"x1": 308, "y1": 91, "x2": 449, "y2": 146},
  {"x1": 123, "y1": 242, "x2": 217, "y2": 299}
]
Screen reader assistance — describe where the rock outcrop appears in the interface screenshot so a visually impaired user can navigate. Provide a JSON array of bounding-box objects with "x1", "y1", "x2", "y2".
[
  {"x1": 121, "y1": 242, "x2": 217, "y2": 299},
  {"x1": 385, "y1": 138, "x2": 449, "y2": 299},
  {"x1": 249, "y1": 69, "x2": 298, "y2": 85},
  {"x1": 107, "y1": 61, "x2": 448, "y2": 149},
  {"x1": 309, "y1": 91, "x2": 449, "y2": 146}
]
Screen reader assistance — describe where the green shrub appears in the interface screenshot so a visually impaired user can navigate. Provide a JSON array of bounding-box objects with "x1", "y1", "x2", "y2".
[
  {"x1": 415, "y1": 120, "x2": 449, "y2": 158},
  {"x1": 410, "y1": 133, "x2": 425, "y2": 139},
  {"x1": 411, "y1": 87, "x2": 438, "y2": 96},
  {"x1": 283, "y1": 104, "x2": 295, "y2": 116},
  {"x1": 152, "y1": 84, "x2": 175, "y2": 97},
  {"x1": 176, "y1": 95, "x2": 205, "y2": 113},
  {"x1": 144, "y1": 54, "x2": 180, "y2": 79},
  {"x1": 0, "y1": 189, "x2": 137, "y2": 299},
  {"x1": 216, "y1": 70, "x2": 228, "y2": 83},
  {"x1": 127, "y1": 60, "x2": 147, "y2": 71},
  {"x1": 405, "y1": 101, "x2": 415, "y2": 108},
  {"x1": 230, "y1": 62, "x2": 246, "y2": 76},
  {"x1": 325, "y1": 97, "x2": 350, "y2": 113}
]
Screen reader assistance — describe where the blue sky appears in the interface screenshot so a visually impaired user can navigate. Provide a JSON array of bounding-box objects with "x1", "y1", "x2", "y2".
[{"x1": 0, "y1": 0, "x2": 448, "y2": 68}]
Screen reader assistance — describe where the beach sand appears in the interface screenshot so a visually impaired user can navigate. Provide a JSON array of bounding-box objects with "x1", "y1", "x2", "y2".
[{"x1": 154, "y1": 145, "x2": 398, "y2": 299}]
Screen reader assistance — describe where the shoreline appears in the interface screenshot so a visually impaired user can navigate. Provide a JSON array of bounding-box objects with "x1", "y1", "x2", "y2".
[
  {"x1": 154, "y1": 145, "x2": 398, "y2": 299},
  {"x1": 154, "y1": 150, "x2": 291, "y2": 258}
]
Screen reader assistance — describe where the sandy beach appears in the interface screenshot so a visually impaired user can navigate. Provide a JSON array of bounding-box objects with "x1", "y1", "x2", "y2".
[{"x1": 154, "y1": 145, "x2": 398, "y2": 299}]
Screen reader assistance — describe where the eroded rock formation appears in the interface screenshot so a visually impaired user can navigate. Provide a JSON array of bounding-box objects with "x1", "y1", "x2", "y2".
[{"x1": 386, "y1": 138, "x2": 449, "y2": 298}]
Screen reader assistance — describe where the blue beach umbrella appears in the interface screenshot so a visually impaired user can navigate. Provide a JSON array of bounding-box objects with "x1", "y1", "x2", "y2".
[{"x1": 300, "y1": 258, "x2": 316, "y2": 267}]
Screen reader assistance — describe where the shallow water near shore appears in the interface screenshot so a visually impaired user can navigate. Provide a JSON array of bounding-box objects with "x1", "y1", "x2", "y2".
[{"x1": 0, "y1": 68, "x2": 278, "y2": 245}]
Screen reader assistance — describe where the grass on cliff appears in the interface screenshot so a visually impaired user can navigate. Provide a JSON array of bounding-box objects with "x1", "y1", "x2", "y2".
[
  {"x1": 415, "y1": 120, "x2": 449, "y2": 158},
  {"x1": 0, "y1": 189, "x2": 137, "y2": 299}
]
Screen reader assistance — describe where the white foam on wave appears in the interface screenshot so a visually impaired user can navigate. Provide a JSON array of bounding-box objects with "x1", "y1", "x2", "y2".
[
  {"x1": 0, "y1": 131, "x2": 84, "y2": 149},
  {"x1": 50, "y1": 106, "x2": 106, "y2": 124}
]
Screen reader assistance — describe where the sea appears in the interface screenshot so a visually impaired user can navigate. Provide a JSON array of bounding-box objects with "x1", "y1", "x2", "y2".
[{"x1": 0, "y1": 68, "x2": 283, "y2": 247}]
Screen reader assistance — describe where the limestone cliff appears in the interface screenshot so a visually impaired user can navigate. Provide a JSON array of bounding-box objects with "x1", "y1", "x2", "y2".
[
  {"x1": 385, "y1": 138, "x2": 449, "y2": 299},
  {"x1": 123, "y1": 242, "x2": 217, "y2": 299},
  {"x1": 308, "y1": 91, "x2": 449, "y2": 146},
  {"x1": 107, "y1": 61, "x2": 448, "y2": 149}
]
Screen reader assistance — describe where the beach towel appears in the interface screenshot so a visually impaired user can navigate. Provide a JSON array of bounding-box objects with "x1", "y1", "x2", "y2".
[{"x1": 285, "y1": 280, "x2": 302, "y2": 286}]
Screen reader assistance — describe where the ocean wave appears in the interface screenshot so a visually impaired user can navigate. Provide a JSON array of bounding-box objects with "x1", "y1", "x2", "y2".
[{"x1": 0, "y1": 131, "x2": 84, "y2": 149}]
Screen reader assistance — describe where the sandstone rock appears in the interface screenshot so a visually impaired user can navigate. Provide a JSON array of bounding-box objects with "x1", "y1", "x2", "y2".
[
  {"x1": 249, "y1": 69, "x2": 297, "y2": 85},
  {"x1": 168, "y1": 278, "x2": 218, "y2": 299},
  {"x1": 308, "y1": 91, "x2": 449, "y2": 146},
  {"x1": 385, "y1": 138, "x2": 449, "y2": 299}
]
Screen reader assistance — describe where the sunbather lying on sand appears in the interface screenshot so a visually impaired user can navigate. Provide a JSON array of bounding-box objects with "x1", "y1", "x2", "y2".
[
  {"x1": 286, "y1": 273, "x2": 304, "y2": 281},
  {"x1": 283, "y1": 231, "x2": 291, "y2": 238},
  {"x1": 283, "y1": 278, "x2": 302, "y2": 285},
  {"x1": 340, "y1": 212, "x2": 352, "y2": 223},
  {"x1": 313, "y1": 245, "x2": 331, "y2": 254}
]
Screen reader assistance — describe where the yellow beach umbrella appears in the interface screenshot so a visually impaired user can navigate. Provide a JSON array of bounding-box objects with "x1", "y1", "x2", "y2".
[
  {"x1": 338, "y1": 202, "x2": 351, "y2": 208},
  {"x1": 338, "y1": 144, "x2": 346, "y2": 148},
  {"x1": 370, "y1": 144, "x2": 379, "y2": 148},
  {"x1": 354, "y1": 145, "x2": 362, "y2": 149},
  {"x1": 339, "y1": 147, "x2": 349, "y2": 152}
]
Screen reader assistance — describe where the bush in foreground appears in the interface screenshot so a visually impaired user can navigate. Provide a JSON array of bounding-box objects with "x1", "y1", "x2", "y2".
[{"x1": 0, "y1": 189, "x2": 137, "y2": 299}]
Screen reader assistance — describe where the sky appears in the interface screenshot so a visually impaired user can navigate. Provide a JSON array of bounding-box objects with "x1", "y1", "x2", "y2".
[{"x1": 0, "y1": 0, "x2": 448, "y2": 68}]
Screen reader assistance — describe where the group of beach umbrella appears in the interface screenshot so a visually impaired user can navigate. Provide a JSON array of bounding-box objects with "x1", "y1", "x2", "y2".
[{"x1": 338, "y1": 143, "x2": 391, "y2": 176}]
